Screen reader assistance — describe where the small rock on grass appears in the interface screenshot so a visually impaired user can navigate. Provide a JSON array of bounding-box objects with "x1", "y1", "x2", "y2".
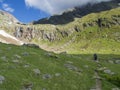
[
  {"x1": 14, "y1": 54, "x2": 21, "y2": 59},
  {"x1": 112, "y1": 88, "x2": 120, "y2": 90},
  {"x1": 42, "y1": 74, "x2": 52, "y2": 79},
  {"x1": 1, "y1": 56, "x2": 6, "y2": 60},
  {"x1": 22, "y1": 82, "x2": 33, "y2": 90},
  {"x1": 24, "y1": 64, "x2": 30, "y2": 68},
  {"x1": 0, "y1": 75, "x2": 5, "y2": 84},
  {"x1": 115, "y1": 60, "x2": 120, "y2": 64},
  {"x1": 55, "y1": 73, "x2": 61, "y2": 77},
  {"x1": 12, "y1": 60, "x2": 20, "y2": 64},
  {"x1": 42, "y1": 88, "x2": 47, "y2": 90},
  {"x1": 33, "y1": 69, "x2": 41, "y2": 76},
  {"x1": 22, "y1": 52, "x2": 29, "y2": 56}
]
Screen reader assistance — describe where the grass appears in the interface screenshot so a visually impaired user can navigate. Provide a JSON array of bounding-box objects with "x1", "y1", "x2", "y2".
[{"x1": 0, "y1": 43, "x2": 120, "y2": 90}]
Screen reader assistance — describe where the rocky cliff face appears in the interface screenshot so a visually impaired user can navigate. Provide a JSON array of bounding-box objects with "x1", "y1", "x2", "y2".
[
  {"x1": 12, "y1": 8, "x2": 120, "y2": 43},
  {"x1": 32, "y1": 0, "x2": 120, "y2": 25}
]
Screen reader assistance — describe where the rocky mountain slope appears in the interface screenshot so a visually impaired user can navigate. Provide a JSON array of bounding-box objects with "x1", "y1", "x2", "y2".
[
  {"x1": 7, "y1": 7, "x2": 119, "y2": 54},
  {"x1": 0, "y1": 30, "x2": 23, "y2": 45},
  {"x1": 0, "y1": 10, "x2": 19, "y2": 26},
  {"x1": 32, "y1": 0, "x2": 120, "y2": 25},
  {"x1": 0, "y1": 10, "x2": 22, "y2": 45}
]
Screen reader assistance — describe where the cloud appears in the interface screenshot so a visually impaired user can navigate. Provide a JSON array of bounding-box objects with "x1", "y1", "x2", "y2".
[
  {"x1": 25, "y1": 0, "x2": 112, "y2": 15},
  {"x1": 2, "y1": 3, "x2": 14, "y2": 13}
]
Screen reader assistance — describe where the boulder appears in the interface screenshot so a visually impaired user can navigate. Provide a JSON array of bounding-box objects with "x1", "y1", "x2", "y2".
[
  {"x1": 12, "y1": 60, "x2": 20, "y2": 64},
  {"x1": 64, "y1": 63, "x2": 82, "y2": 73},
  {"x1": 33, "y1": 69, "x2": 41, "y2": 76},
  {"x1": 115, "y1": 60, "x2": 120, "y2": 64},
  {"x1": 112, "y1": 88, "x2": 120, "y2": 90},
  {"x1": 1, "y1": 56, "x2": 8, "y2": 62},
  {"x1": 104, "y1": 69, "x2": 111, "y2": 74},
  {"x1": 55, "y1": 73, "x2": 61, "y2": 77},
  {"x1": 0, "y1": 75, "x2": 5, "y2": 84},
  {"x1": 23, "y1": 43, "x2": 39, "y2": 48},
  {"x1": 45, "y1": 52, "x2": 58, "y2": 58},
  {"x1": 14, "y1": 54, "x2": 21, "y2": 59},
  {"x1": 23, "y1": 82, "x2": 33, "y2": 90},
  {"x1": 42, "y1": 88, "x2": 47, "y2": 90},
  {"x1": 42, "y1": 74, "x2": 52, "y2": 79},
  {"x1": 84, "y1": 65, "x2": 89, "y2": 68},
  {"x1": 108, "y1": 60, "x2": 114, "y2": 64},
  {"x1": 1, "y1": 56, "x2": 6, "y2": 60},
  {"x1": 22, "y1": 52, "x2": 29, "y2": 56},
  {"x1": 103, "y1": 69, "x2": 115, "y2": 75},
  {"x1": 24, "y1": 64, "x2": 30, "y2": 68}
]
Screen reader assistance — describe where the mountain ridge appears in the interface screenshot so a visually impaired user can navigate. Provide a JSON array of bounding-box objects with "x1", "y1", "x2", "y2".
[
  {"x1": 0, "y1": 10, "x2": 19, "y2": 25},
  {"x1": 31, "y1": 0, "x2": 120, "y2": 25}
]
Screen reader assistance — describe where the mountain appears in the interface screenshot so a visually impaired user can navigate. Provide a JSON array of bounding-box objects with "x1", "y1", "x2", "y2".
[
  {"x1": 0, "y1": 1, "x2": 120, "y2": 90},
  {"x1": 0, "y1": 10, "x2": 23, "y2": 45},
  {"x1": 0, "y1": 10, "x2": 19, "y2": 25},
  {"x1": 32, "y1": 0, "x2": 120, "y2": 25},
  {"x1": 11, "y1": 7, "x2": 119, "y2": 54},
  {"x1": 0, "y1": 30, "x2": 23, "y2": 45}
]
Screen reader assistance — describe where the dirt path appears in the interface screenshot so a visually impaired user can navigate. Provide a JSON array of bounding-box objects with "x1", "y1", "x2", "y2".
[{"x1": 94, "y1": 70, "x2": 102, "y2": 90}]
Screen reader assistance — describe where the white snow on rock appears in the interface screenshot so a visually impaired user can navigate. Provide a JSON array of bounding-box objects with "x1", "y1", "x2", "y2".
[{"x1": 0, "y1": 30, "x2": 23, "y2": 45}]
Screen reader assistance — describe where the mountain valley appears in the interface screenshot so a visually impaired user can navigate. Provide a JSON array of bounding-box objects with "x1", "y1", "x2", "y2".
[{"x1": 0, "y1": 0, "x2": 120, "y2": 90}]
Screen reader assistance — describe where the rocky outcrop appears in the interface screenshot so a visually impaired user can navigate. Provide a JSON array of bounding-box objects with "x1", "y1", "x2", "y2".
[
  {"x1": 82, "y1": 14, "x2": 120, "y2": 28},
  {"x1": 12, "y1": 14, "x2": 120, "y2": 43},
  {"x1": 13, "y1": 25, "x2": 76, "y2": 42}
]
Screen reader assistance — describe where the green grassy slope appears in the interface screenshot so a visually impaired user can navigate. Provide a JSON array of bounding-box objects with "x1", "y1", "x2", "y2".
[
  {"x1": 0, "y1": 43, "x2": 120, "y2": 90},
  {"x1": 31, "y1": 8, "x2": 120, "y2": 54}
]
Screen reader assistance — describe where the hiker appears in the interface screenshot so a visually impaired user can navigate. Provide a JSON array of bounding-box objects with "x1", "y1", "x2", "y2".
[{"x1": 94, "y1": 53, "x2": 98, "y2": 61}]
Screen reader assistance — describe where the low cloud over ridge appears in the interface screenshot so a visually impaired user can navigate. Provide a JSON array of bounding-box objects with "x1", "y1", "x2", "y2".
[{"x1": 25, "y1": 0, "x2": 111, "y2": 15}]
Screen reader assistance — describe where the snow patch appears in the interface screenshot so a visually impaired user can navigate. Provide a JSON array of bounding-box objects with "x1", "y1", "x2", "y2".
[{"x1": 0, "y1": 30, "x2": 23, "y2": 45}]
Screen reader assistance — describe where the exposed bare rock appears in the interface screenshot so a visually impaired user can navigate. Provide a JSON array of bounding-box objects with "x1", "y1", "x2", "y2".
[{"x1": 0, "y1": 75, "x2": 5, "y2": 84}]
